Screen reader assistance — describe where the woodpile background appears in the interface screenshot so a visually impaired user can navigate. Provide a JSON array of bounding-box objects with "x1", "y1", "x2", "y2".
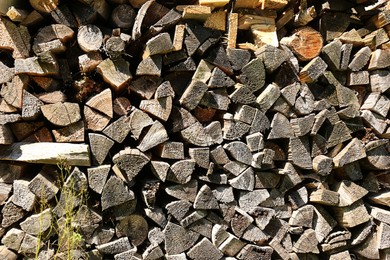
[{"x1": 0, "y1": 0, "x2": 389, "y2": 259}]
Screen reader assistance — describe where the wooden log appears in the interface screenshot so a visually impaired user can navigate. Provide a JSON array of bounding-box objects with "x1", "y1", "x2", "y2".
[
  {"x1": 21, "y1": 90, "x2": 43, "y2": 121},
  {"x1": 0, "y1": 75, "x2": 28, "y2": 109},
  {"x1": 310, "y1": 188, "x2": 339, "y2": 206},
  {"x1": 172, "y1": 24, "x2": 186, "y2": 51},
  {"x1": 15, "y1": 52, "x2": 59, "y2": 76},
  {"x1": 0, "y1": 62, "x2": 15, "y2": 85},
  {"x1": 182, "y1": 5, "x2": 211, "y2": 21},
  {"x1": 239, "y1": 58, "x2": 266, "y2": 92},
  {"x1": 204, "y1": 10, "x2": 226, "y2": 31},
  {"x1": 137, "y1": 121, "x2": 169, "y2": 152},
  {"x1": 333, "y1": 138, "x2": 366, "y2": 167},
  {"x1": 227, "y1": 13, "x2": 238, "y2": 49},
  {"x1": 335, "y1": 180, "x2": 368, "y2": 207},
  {"x1": 167, "y1": 159, "x2": 195, "y2": 184},
  {"x1": 52, "y1": 121, "x2": 84, "y2": 143},
  {"x1": 0, "y1": 16, "x2": 31, "y2": 59},
  {"x1": 101, "y1": 175, "x2": 135, "y2": 211},
  {"x1": 97, "y1": 58, "x2": 132, "y2": 92},
  {"x1": 36, "y1": 91, "x2": 67, "y2": 104},
  {"x1": 299, "y1": 57, "x2": 328, "y2": 83},
  {"x1": 41, "y1": 102, "x2": 80, "y2": 127},
  {"x1": 157, "y1": 142, "x2": 184, "y2": 160},
  {"x1": 321, "y1": 39, "x2": 342, "y2": 71},
  {"x1": 111, "y1": 4, "x2": 136, "y2": 29},
  {"x1": 88, "y1": 133, "x2": 114, "y2": 165},
  {"x1": 268, "y1": 112, "x2": 294, "y2": 139},
  {"x1": 333, "y1": 200, "x2": 370, "y2": 228},
  {"x1": 368, "y1": 49, "x2": 390, "y2": 70},
  {"x1": 129, "y1": 108, "x2": 154, "y2": 139},
  {"x1": 0, "y1": 142, "x2": 90, "y2": 166},
  {"x1": 78, "y1": 50, "x2": 102, "y2": 73},
  {"x1": 77, "y1": 25, "x2": 103, "y2": 53},
  {"x1": 136, "y1": 55, "x2": 162, "y2": 77},
  {"x1": 164, "y1": 222, "x2": 199, "y2": 255},
  {"x1": 49, "y1": 4, "x2": 77, "y2": 28},
  {"x1": 113, "y1": 148, "x2": 150, "y2": 182},
  {"x1": 280, "y1": 27, "x2": 323, "y2": 61},
  {"x1": 320, "y1": 12, "x2": 350, "y2": 42},
  {"x1": 113, "y1": 97, "x2": 131, "y2": 116},
  {"x1": 83, "y1": 106, "x2": 111, "y2": 131},
  {"x1": 129, "y1": 76, "x2": 163, "y2": 100},
  {"x1": 104, "y1": 36, "x2": 125, "y2": 60},
  {"x1": 86, "y1": 88, "x2": 113, "y2": 118}
]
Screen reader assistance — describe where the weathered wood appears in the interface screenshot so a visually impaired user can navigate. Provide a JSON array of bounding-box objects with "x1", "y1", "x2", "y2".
[
  {"x1": 333, "y1": 138, "x2": 366, "y2": 167},
  {"x1": 299, "y1": 57, "x2": 328, "y2": 83},
  {"x1": 101, "y1": 175, "x2": 134, "y2": 212},
  {"x1": 111, "y1": 4, "x2": 135, "y2": 29},
  {"x1": 97, "y1": 58, "x2": 132, "y2": 92},
  {"x1": 268, "y1": 112, "x2": 294, "y2": 139},
  {"x1": 0, "y1": 142, "x2": 90, "y2": 166},
  {"x1": 369, "y1": 49, "x2": 390, "y2": 70},
  {"x1": 29, "y1": 0, "x2": 58, "y2": 13},
  {"x1": 164, "y1": 221, "x2": 199, "y2": 255},
  {"x1": 113, "y1": 97, "x2": 131, "y2": 116},
  {"x1": 182, "y1": 5, "x2": 211, "y2": 21},
  {"x1": 157, "y1": 142, "x2": 184, "y2": 160},
  {"x1": 41, "y1": 102, "x2": 80, "y2": 127},
  {"x1": 137, "y1": 121, "x2": 168, "y2": 152},
  {"x1": 280, "y1": 27, "x2": 323, "y2": 61},
  {"x1": 113, "y1": 148, "x2": 149, "y2": 183},
  {"x1": 320, "y1": 12, "x2": 350, "y2": 42},
  {"x1": 166, "y1": 159, "x2": 195, "y2": 184},
  {"x1": 83, "y1": 105, "x2": 111, "y2": 131},
  {"x1": 136, "y1": 55, "x2": 162, "y2": 76},
  {"x1": 129, "y1": 76, "x2": 163, "y2": 100},
  {"x1": 321, "y1": 39, "x2": 342, "y2": 71},
  {"x1": 333, "y1": 203, "x2": 369, "y2": 235},
  {"x1": 89, "y1": 133, "x2": 114, "y2": 165},
  {"x1": 15, "y1": 52, "x2": 59, "y2": 76},
  {"x1": 239, "y1": 58, "x2": 265, "y2": 92},
  {"x1": 0, "y1": 17, "x2": 31, "y2": 59},
  {"x1": 129, "y1": 108, "x2": 154, "y2": 139},
  {"x1": 172, "y1": 24, "x2": 186, "y2": 51}
]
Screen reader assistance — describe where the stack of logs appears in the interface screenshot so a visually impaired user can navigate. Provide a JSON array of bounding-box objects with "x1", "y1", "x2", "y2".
[{"x1": 0, "y1": 0, "x2": 390, "y2": 259}]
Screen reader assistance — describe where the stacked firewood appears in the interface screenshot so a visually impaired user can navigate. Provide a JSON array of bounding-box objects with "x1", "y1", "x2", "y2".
[{"x1": 0, "y1": 0, "x2": 390, "y2": 259}]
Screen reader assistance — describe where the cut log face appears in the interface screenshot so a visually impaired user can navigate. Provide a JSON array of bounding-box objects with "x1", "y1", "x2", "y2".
[{"x1": 41, "y1": 102, "x2": 80, "y2": 127}]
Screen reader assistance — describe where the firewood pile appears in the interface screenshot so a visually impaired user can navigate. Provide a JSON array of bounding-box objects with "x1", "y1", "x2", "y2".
[{"x1": 0, "y1": 0, "x2": 390, "y2": 259}]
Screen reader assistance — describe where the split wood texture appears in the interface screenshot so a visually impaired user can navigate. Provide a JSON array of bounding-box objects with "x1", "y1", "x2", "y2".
[{"x1": 0, "y1": 0, "x2": 389, "y2": 259}]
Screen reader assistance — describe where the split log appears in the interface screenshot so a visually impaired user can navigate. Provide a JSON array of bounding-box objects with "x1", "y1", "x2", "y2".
[
  {"x1": 113, "y1": 148, "x2": 150, "y2": 182},
  {"x1": 0, "y1": 142, "x2": 90, "y2": 166},
  {"x1": 0, "y1": 16, "x2": 31, "y2": 59},
  {"x1": 83, "y1": 106, "x2": 111, "y2": 132},
  {"x1": 15, "y1": 52, "x2": 59, "y2": 76},
  {"x1": 41, "y1": 102, "x2": 81, "y2": 127},
  {"x1": 97, "y1": 58, "x2": 132, "y2": 92}
]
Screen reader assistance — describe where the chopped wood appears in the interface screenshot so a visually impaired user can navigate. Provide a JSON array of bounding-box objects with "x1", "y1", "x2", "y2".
[
  {"x1": 15, "y1": 52, "x2": 59, "y2": 76},
  {"x1": 41, "y1": 102, "x2": 80, "y2": 127},
  {"x1": 172, "y1": 24, "x2": 186, "y2": 51},
  {"x1": 281, "y1": 27, "x2": 323, "y2": 61},
  {"x1": 111, "y1": 4, "x2": 136, "y2": 29},
  {"x1": 333, "y1": 138, "x2": 366, "y2": 167},
  {"x1": 299, "y1": 57, "x2": 328, "y2": 83},
  {"x1": 157, "y1": 142, "x2": 184, "y2": 160},
  {"x1": 113, "y1": 148, "x2": 150, "y2": 182},
  {"x1": 0, "y1": 17, "x2": 31, "y2": 59},
  {"x1": 0, "y1": 142, "x2": 90, "y2": 166},
  {"x1": 183, "y1": 5, "x2": 211, "y2": 21},
  {"x1": 227, "y1": 13, "x2": 238, "y2": 49},
  {"x1": 97, "y1": 58, "x2": 132, "y2": 92},
  {"x1": 333, "y1": 200, "x2": 370, "y2": 228}
]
